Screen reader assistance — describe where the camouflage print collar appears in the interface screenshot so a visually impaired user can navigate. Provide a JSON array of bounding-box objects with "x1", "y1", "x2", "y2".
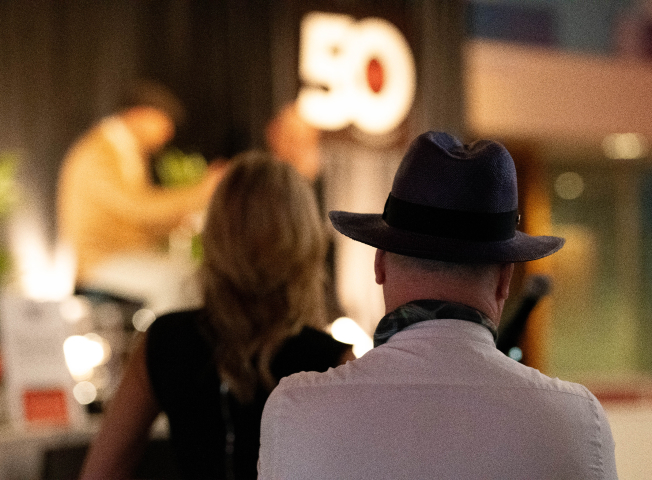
[{"x1": 373, "y1": 299, "x2": 497, "y2": 348}]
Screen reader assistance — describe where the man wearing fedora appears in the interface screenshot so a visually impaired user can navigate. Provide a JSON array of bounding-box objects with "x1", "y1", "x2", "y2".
[{"x1": 257, "y1": 132, "x2": 617, "y2": 479}]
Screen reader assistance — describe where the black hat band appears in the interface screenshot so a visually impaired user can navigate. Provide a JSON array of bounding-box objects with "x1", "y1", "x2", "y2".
[{"x1": 382, "y1": 194, "x2": 519, "y2": 242}]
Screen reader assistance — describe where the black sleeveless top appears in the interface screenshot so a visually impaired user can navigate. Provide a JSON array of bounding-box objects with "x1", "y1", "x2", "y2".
[{"x1": 146, "y1": 309, "x2": 351, "y2": 479}]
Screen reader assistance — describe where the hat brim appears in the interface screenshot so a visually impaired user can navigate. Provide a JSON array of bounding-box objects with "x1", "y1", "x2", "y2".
[{"x1": 329, "y1": 211, "x2": 564, "y2": 263}]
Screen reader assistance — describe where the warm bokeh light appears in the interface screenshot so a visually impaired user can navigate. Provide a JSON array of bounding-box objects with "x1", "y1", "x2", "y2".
[
  {"x1": 11, "y1": 221, "x2": 76, "y2": 301},
  {"x1": 72, "y1": 381, "x2": 97, "y2": 405},
  {"x1": 63, "y1": 334, "x2": 109, "y2": 381},
  {"x1": 554, "y1": 171, "x2": 585, "y2": 200},
  {"x1": 84, "y1": 333, "x2": 111, "y2": 364},
  {"x1": 330, "y1": 317, "x2": 373, "y2": 358},
  {"x1": 132, "y1": 308, "x2": 157, "y2": 332},
  {"x1": 602, "y1": 133, "x2": 648, "y2": 160}
]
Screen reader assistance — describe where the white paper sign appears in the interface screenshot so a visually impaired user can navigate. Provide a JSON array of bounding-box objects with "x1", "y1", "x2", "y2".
[{"x1": 0, "y1": 292, "x2": 83, "y2": 428}]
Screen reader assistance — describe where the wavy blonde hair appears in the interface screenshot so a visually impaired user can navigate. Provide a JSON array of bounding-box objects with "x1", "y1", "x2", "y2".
[{"x1": 200, "y1": 150, "x2": 328, "y2": 402}]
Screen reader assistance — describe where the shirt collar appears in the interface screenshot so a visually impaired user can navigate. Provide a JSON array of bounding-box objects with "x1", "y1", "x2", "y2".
[{"x1": 373, "y1": 299, "x2": 497, "y2": 348}]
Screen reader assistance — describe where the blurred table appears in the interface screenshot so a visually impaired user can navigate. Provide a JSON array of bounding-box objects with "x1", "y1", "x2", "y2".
[{"x1": 0, "y1": 414, "x2": 176, "y2": 480}]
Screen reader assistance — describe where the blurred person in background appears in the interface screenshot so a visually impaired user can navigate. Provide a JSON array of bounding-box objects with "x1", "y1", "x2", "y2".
[
  {"x1": 79, "y1": 151, "x2": 354, "y2": 479},
  {"x1": 265, "y1": 102, "x2": 321, "y2": 182},
  {"x1": 57, "y1": 79, "x2": 222, "y2": 314}
]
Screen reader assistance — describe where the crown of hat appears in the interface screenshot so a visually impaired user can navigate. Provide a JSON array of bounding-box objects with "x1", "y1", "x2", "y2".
[{"x1": 391, "y1": 132, "x2": 518, "y2": 213}]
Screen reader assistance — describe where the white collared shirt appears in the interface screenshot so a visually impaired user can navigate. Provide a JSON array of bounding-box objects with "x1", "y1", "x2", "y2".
[{"x1": 258, "y1": 319, "x2": 617, "y2": 479}]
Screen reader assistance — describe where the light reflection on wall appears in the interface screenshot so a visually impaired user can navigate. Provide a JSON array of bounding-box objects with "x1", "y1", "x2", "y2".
[
  {"x1": 322, "y1": 143, "x2": 400, "y2": 334},
  {"x1": 602, "y1": 133, "x2": 648, "y2": 160},
  {"x1": 8, "y1": 213, "x2": 75, "y2": 301}
]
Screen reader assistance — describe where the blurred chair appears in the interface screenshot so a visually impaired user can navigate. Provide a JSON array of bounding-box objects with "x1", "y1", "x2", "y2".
[{"x1": 41, "y1": 438, "x2": 182, "y2": 480}]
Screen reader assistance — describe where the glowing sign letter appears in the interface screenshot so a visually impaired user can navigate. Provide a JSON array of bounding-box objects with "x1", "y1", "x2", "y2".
[
  {"x1": 298, "y1": 13, "x2": 355, "y2": 131},
  {"x1": 298, "y1": 12, "x2": 416, "y2": 135}
]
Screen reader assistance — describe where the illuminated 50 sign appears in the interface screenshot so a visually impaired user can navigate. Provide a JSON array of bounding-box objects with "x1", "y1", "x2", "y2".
[{"x1": 297, "y1": 12, "x2": 416, "y2": 135}]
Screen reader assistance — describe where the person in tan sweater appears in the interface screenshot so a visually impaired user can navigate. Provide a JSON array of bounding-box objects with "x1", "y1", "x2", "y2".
[{"x1": 57, "y1": 80, "x2": 222, "y2": 314}]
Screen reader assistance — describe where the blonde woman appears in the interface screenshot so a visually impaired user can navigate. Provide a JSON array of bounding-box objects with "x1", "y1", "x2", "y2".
[{"x1": 80, "y1": 151, "x2": 354, "y2": 479}]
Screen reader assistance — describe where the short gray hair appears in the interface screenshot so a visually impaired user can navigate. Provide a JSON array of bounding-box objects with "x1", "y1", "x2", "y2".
[{"x1": 385, "y1": 252, "x2": 499, "y2": 277}]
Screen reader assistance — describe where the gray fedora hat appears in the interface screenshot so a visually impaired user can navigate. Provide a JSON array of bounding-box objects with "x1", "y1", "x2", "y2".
[{"x1": 329, "y1": 131, "x2": 564, "y2": 263}]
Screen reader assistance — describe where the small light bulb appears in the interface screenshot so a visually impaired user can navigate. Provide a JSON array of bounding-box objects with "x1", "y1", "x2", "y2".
[
  {"x1": 508, "y1": 347, "x2": 523, "y2": 362},
  {"x1": 73, "y1": 381, "x2": 97, "y2": 405},
  {"x1": 330, "y1": 317, "x2": 373, "y2": 358}
]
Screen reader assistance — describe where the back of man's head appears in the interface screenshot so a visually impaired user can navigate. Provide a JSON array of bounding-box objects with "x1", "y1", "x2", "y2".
[
  {"x1": 377, "y1": 250, "x2": 513, "y2": 325},
  {"x1": 118, "y1": 79, "x2": 186, "y2": 127},
  {"x1": 386, "y1": 252, "x2": 495, "y2": 277}
]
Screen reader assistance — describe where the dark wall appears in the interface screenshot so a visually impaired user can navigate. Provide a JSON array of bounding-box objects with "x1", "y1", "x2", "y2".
[{"x1": 138, "y1": 1, "x2": 275, "y2": 158}]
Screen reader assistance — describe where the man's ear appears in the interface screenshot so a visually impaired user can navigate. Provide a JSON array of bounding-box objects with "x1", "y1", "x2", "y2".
[
  {"x1": 374, "y1": 249, "x2": 386, "y2": 285},
  {"x1": 497, "y1": 262, "x2": 515, "y2": 301}
]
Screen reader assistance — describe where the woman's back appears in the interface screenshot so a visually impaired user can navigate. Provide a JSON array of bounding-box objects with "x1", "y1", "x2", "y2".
[{"x1": 147, "y1": 310, "x2": 350, "y2": 478}]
